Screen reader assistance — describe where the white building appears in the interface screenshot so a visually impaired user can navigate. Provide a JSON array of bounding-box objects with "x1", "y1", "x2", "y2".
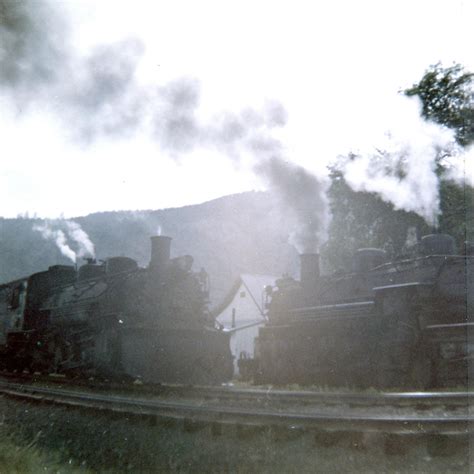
[{"x1": 214, "y1": 274, "x2": 277, "y2": 376}]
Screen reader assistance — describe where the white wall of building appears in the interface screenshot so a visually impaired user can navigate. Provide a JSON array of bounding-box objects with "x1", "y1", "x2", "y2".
[{"x1": 216, "y1": 275, "x2": 275, "y2": 376}]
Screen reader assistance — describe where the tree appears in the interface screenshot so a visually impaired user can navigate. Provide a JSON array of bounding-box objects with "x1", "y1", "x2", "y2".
[
  {"x1": 405, "y1": 63, "x2": 474, "y2": 245},
  {"x1": 323, "y1": 64, "x2": 473, "y2": 272},
  {"x1": 405, "y1": 63, "x2": 473, "y2": 244},
  {"x1": 405, "y1": 63, "x2": 474, "y2": 146},
  {"x1": 322, "y1": 168, "x2": 430, "y2": 273}
]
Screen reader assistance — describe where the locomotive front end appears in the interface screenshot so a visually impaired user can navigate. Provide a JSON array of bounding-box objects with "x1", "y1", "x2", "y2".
[{"x1": 117, "y1": 235, "x2": 234, "y2": 384}]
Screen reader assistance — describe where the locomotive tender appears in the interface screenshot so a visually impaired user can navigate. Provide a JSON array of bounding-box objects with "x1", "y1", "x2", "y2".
[
  {"x1": 0, "y1": 236, "x2": 233, "y2": 384},
  {"x1": 253, "y1": 234, "x2": 473, "y2": 389}
]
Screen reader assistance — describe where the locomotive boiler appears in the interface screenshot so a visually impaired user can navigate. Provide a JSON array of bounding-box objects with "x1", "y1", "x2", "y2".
[
  {"x1": 0, "y1": 236, "x2": 233, "y2": 384},
  {"x1": 253, "y1": 234, "x2": 473, "y2": 389}
]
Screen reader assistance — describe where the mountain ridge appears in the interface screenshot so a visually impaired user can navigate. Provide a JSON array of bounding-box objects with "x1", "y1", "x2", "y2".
[{"x1": 0, "y1": 191, "x2": 299, "y2": 305}]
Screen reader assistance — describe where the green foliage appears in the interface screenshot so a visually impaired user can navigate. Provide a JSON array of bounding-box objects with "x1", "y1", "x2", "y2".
[
  {"x1": 405, "y1": 63, "x2": 474, "y2": 146},
  {"x1": 3, "y1": 395, "x2": 468, "y2": 472},
  {"x1": 322, "y1": 169, "x2": 430, "y2": 272},
  {"x1": 324, "y1": 63, "x2": 474, "y2": 271},
  {"x1": 406, "y1": 63, "x2": 474, "y2": 244},
  {"x1": 439, "y1": 179, "x2": 474, "y2": 245},
  {"x1": 0, "y1": 426, "x2": 84, "y2": 473},
  {"x1": 323, "y1": 168, "x2": 473, "y2": 271}
]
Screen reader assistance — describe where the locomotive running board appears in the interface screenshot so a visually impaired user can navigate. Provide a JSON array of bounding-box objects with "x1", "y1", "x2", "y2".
[
  {"x1": 290, "y1": 300, "x2": 375, "y2": 320},
  {"x1": 373, "y1": 282, "x2": 434, "y2": 291}
]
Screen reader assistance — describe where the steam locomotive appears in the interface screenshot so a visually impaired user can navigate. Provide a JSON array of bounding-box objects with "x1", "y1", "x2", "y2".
[
  {"x1": 250, "y1": 234, "x2": 473, "y2": 389},
  {"x1": 0, "y1": 236, "x2": 233, "y2": 384}
]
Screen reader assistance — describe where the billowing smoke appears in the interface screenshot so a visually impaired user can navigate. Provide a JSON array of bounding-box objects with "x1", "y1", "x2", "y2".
[
  {"x1": 63, "y1": 38, "x2": 146, "y2": 143},
  {"x1": 148, "y1": 76, "x2": 331, "y2": 250},
  {"x1": 0, "y1": 0, "x2": 293, "y2": 162},
  {"x1": 339, "y1": 96, "x2": 464, "y2": 225},
  {"x1": 152, "y1": 79, "x2": 290, "y2": 160},
  {"x1": 149, "y1": 78, "x2": 331, "y2": 251},
  {"x1": 0, "y1": 0, "x2": 328, "y2": 251},
  {"x1": 33, "y1": 220, "x2": 95, "y2": 263},
  {"x1": 443, "y1": 145, "x2": 474, "y2": 186},
  {"x1": 64, "y1": 221, "x2": 95, "y2": 258},
  {"x1": 6, "y1": 0, "x2": 467, "y2": 249},
  {"x1": 255, "y1": 157, "x2": 329, "y2": 253},
  {"x1": 0, "y1": 0, "x2": 68, "y2": 102},
  {"x1": 153, "y1": 77, "x2": 201, "y2": 155},
  {"x1": 33, "y1": 224, "x2": 76, "y2": 262},
  {"x1": 0, "y1": 0, "x2": 146, "y2": 143}
]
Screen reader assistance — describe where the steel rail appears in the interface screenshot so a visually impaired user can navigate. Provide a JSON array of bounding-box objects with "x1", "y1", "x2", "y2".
[
  {"x1": 0, "y1": 372, "x2": 471, "y2": 407},
  {"x1": 0, "y1": 380, "x2": 471, "y2": 436},
  {"x1": 158, "y1": 385, "x2": 473, "y2": 406}
]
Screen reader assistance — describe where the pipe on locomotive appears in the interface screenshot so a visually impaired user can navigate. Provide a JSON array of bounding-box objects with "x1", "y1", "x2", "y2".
[
  {"x1": 300, "y1": 252, "x2": 320, "y2": 305},
  {"x1": 149, "y1": 235, "x2": 172, "y2": 270}
]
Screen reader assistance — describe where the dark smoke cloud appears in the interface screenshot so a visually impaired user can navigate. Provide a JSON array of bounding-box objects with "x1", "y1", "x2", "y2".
[
  {"x1": 150, "y1": 78, "x2": 289, "y2": 161},
  {"x1": 0, "y1": 0, "x2": 146, "y2": 142},
  {"x1": 1, "y1": 0, "x2": 330, "y2": 251},
  {"x1": 255, "y1": 157, "x2": 329, "y2": 253},
  {"x1": 0, "y1": 0, "x2": 68, "y2": 103},
  {"x1": 153, "y1": 77, "x2": 201, "y2": 154},
  {"x1": 0, "y1": 0, "x2": 289, "y2": 156},
  {"x1": 64, "y1": 38, "x2": 146, "y2": 143}
]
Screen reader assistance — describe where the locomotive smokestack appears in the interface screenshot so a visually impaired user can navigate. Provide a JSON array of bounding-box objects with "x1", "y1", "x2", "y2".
[
  {"x1": 300, "y1": 253, "x2": 320, "y2": 305},
  {"x1": 150, "y1": 236, "x2": 172, "y2": 270}
]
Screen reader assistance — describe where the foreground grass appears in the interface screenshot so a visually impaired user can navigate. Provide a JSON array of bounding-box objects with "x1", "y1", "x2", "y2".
[
  {"x1": 0, "y1": 426, "x2": 86, "y2": 473},
  {"x1": 0, "y1": 394, "x2": 470, "y2": 473}
]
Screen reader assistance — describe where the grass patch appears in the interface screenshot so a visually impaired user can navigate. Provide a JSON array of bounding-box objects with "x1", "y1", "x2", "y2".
[
  {"x1": 0, "y1": 395, "x2": 470, "y2": 473},
  {"x1": 0, "y1": 425, "x2": 86, "y2": 473}
]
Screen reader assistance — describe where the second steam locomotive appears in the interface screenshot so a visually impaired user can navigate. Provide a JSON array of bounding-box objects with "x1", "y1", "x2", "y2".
[
  {"x1": 0, "y1": 236, "x2": 233, "y2": 384},
  {"x1": 248, "y1": 233, "x2": 473, "y2": 389}
]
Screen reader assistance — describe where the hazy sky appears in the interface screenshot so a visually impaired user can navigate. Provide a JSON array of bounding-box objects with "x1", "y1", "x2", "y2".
[{"x1": 1, "y1": 0, "x2": 472, "y2": 218}]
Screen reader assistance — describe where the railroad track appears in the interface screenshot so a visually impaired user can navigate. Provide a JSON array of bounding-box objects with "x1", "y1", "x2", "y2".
[
  {"x1": 1, "y1": 370, "x2": 471, "y2": 408},
  {"x1": 0, "y1": 378, "x2": 471, "y2": 438}
]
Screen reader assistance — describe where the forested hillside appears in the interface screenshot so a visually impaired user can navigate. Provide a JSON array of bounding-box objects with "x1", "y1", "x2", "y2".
[{"x1": 0, "y1": 192, "x2": 299, "y2": 306}]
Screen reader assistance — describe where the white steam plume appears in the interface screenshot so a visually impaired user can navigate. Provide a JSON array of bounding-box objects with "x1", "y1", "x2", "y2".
[
  {"x1": 33, "y1": 220, "x2": 95, "y2": 263},
  {"x1": 33, "y1": 223, "x2": 77, "y2": 263},
  {"x1": 340, "y1": 96, "x2": 457, "y2": 224},
  {"x1": 65, "y1": 221, "x2": 95, "y2": 258},
  {"x1": 443, "y1": 145, "x2": 474, "y2": 186}
]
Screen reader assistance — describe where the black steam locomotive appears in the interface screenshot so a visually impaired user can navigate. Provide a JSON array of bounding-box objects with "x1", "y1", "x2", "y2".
[
  {"x1": 250, "y1": 234, "x2": 473, "y2": 389},
  {"x1": 0, "y1": 236, "x2": 233, "y2": 384}
]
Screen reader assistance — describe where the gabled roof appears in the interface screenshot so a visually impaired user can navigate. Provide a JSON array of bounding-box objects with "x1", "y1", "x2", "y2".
[{"x1": 211, "y1": 273, "x2": 277, "y2": 317}]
